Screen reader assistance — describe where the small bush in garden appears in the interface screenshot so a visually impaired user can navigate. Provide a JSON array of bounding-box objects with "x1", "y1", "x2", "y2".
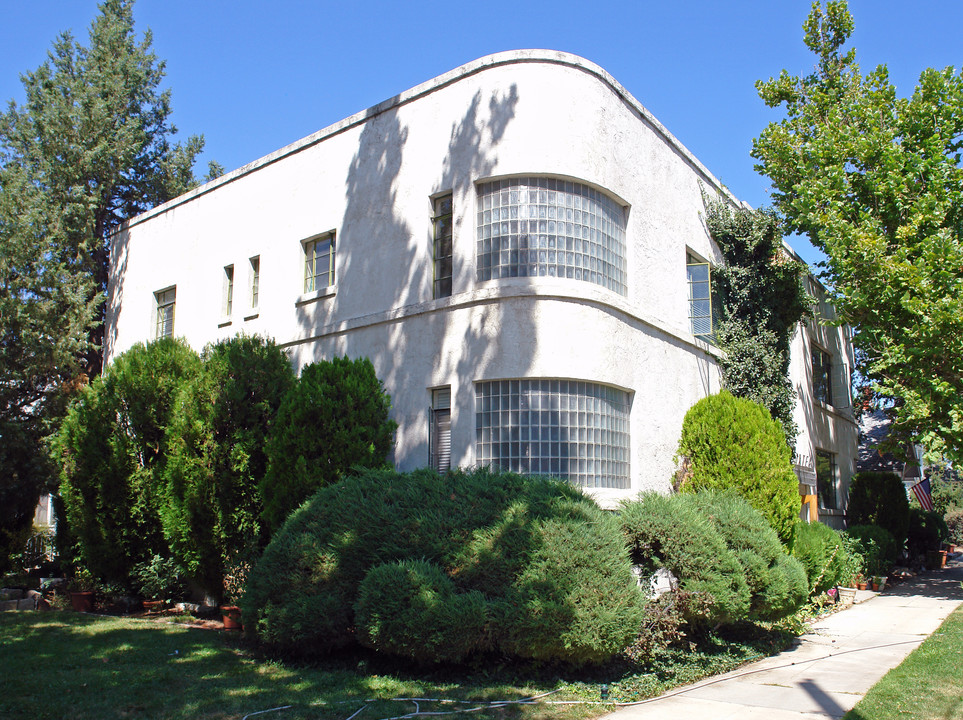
[
  {"x1": 791, "y1": 521, "x2": 849, "y2": 595},
  {"x1": 131, "y1": 554, "x2": 186, "y2": 601},
  {"x1": 675, "y1": 391, "x2": 799, "y2": 544},
  {"x1": 260, "y1": 356, "x2": 397, "y2": 533},
  {"x1": 846, "y1": 471, "x2": 910, "y2": 549},
  {"x1": 946, "y1": 510, "x2": 963, "y2": 546},
  {"x1": 682, "y1": 491, "x2": 807, "y2": 621},
  {"x1": 355, "y1": 559, "x2": 489, "y2": 664},
  {"x1": 623, "y1": 591, "x2": 708, "y2": 664},
  {"x1": 845, "y1": 525, "x2": 898, "y2": 578},
  {"x1": 906, "y1": 508, "x2": 950, "y2": 559},
  {"x1": 620, "y1": 492, "x2": 750, "y2": 626},
  {"x1": 243, "y1": 467, "x2": 643, "y2": 665}
]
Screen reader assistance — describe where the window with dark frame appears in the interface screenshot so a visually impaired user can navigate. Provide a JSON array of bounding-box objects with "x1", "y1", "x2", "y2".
[
  {"x1": 223, "y1": 265, "x2": 234, "y2": 317},
  {"x1": 433, "y1": 194, "x2": 453, "y2": 298},
  {"x1": 304, "y1": 233, "x2": 335, "y2": 293},
  {"x1": 815, "y1": 449, "x2": 837, "y2": 510},
  {"x1": 812, "y1": 342, "x2": 833, "y2": 405},
  {"x1": 686, "y1": 253, "x2": 714, "y2": 342}
]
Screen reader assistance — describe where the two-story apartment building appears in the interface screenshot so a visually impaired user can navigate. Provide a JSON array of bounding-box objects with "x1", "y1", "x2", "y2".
[{"x1": 105, "y1": 50, "x2": 857, "y2": 515}]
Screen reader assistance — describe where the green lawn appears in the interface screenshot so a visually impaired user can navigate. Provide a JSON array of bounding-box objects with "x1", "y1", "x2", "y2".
[
  {"x1": 844, "y1": 605, "x2": 963, "y2": 720},
  {"x1": 0, "y1": 610, "x2": 787, "y2": 720}
]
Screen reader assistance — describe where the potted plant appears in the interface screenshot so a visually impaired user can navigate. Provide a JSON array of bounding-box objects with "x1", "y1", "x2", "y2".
[
  {"x1": 132, "y1": 554, "x2": 184, "y2": 612},
  {"x1": 68, "y1": 568, "x2": 99, "y2": 612},
  {"x1": 220, "y1": 555, "x2": 251, "y2": 631}
]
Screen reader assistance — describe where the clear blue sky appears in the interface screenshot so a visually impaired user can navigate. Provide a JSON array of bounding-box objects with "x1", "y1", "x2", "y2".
[{"x1": 3, "y1": 1, "x2": 961, "y2": 268}]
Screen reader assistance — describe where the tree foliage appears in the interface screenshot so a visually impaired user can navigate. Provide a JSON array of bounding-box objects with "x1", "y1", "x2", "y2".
[
  {"x1": 161, "y1": 336, "x2": 294, "y2": 598},
  {"x1": 704, "y1": 201, "x2": 811, "y2": 444},
  {"x1": 54, "y1": 339, "x2": 200, "y2": 585},
  {"x1": 753, "y1": 0, "x2": 963, "y2": 458},
  {"x1": 260, "y1": 356, "x2": 397, "y2": 533},
  {"x1": 0, "y1": 0, "x2": 204, "y2": 559},
  {"x1": 676, "y1": 391, "x2": 800, "y2": 544}
]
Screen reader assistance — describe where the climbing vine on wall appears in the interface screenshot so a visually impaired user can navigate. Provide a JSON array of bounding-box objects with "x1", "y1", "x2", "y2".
[{"x1": 704, "y1": 199, "x2": 812, "y2": 448}]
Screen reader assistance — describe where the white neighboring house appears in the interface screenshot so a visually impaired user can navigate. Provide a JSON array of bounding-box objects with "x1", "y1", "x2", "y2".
[{"x1": 105, "y1": 50, "x2": 857, "y2": 516}]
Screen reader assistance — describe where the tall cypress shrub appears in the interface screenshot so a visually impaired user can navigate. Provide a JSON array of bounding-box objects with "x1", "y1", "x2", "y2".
[
  {"x1": 676, "y1": 391, "x2": 799, "y2": 544},
  {"x1": 260, "y1": 356, "x2": 396, "y2": 532}
]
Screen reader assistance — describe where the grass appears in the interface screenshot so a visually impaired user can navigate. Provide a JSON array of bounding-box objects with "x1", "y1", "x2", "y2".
[
  {"x1": 0, "y1": 610, "x2": 792, "y2": 720},
  {"x1": 844, "y1": 604, "x2": 963, "y2": 720}
]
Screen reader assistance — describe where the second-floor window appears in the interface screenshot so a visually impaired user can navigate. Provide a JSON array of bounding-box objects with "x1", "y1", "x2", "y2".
[
  {"x1": 433, "y1": 194, "x2": 453, "y2": 298},
  {"x1": 686, "y1": 253, "x2": 713, "y2": 342},
  {"x1": 812, "y1": 342, "x2": 832, "y2": 405},
  {"x1": 304, "y1": 232, "x2": 335, "y2": 293}
]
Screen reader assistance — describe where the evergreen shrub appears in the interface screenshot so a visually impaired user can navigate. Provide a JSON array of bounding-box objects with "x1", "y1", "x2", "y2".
[
  {"x1": 792, "y1": 521, "x2": 850, "y2": 595},
  {"x1": 354, "y1": 559, "x2": 488, "y2": 663},
  {"x1": 676, "y1": 391, "x2": 799, "y2": 544},
  {"x1": 260, "y1": 356, "x2": 396, "y2": 533},
  {"x1": 946, "y1": 510, "x2": 963, "y2": 546},
  {"x1": 685, "y1": 491, "x2": 807, "y2": 621},
  {"x1": 846, "y1": 471, "x2": 910, "y2": 549},
  {"x1": 55, "y1": 339, "x2": 201, "y2": 589},
  {"x1": 620, "y1": 492, "x2": 750, "y2": 625},
  {"x1": 906, "y1": 508, "x2": 949, "y2": 558},
  {"x1": 243, "y1": 467, "x2": 643, "y2": 665},
  {"x1": 845, "y1": 524, "x2": 898, "y2": 577}
]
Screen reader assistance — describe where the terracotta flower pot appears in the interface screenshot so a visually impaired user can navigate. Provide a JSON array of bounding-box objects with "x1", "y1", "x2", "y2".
[
  {"x1": 221, "y1": 605, "x2": 242, "y2": 630},
  {"x1": 70, "y1": 591, "x2": 95, "y2": 613},
  {"x1": 143, "y1": 600, "x2": 164, "y2": 612},
  {"x1": 857, "y1": 581, "x2": 868, "y2": 590}
]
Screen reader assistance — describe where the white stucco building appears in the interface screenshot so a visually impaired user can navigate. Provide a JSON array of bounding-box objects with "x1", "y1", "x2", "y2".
[{"x1": 106, "y1": 50, "x2": 857, "y2": 518}]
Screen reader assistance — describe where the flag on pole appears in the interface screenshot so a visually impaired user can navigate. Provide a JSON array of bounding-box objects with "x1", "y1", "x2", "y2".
[{"x1": 911, "y1": 477, "x2": 934, "y2": 512}]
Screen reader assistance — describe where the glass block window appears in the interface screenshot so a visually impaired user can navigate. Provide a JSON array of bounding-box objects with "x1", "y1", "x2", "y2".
[
  {"x1": 475, "y1": 379, "x2": 631, "y2": 489},
  {"x1": 154, "y1": 287, "x2": 175, "y2": 339},
  {"x1": 476, "y1": 177, "x2": 627, "y2": 294},
  {"x1": 812, "y1": 343, "x2": 833, "y2": 405},
  {"x1": 433, "y1": 193, "x2": 453, "y2": 298},
  {"x1": 304, "y1": 233, "x2": 335, "y2": 293},
  {"x1": 686, "y1": 254, "x2": 713, "y2": 342}
]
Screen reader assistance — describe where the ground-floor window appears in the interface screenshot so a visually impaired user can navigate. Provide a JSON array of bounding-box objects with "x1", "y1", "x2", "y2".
[
  {"x1": 815, "y1": 449, "x2": 838, "y2": 509},
  {"x1": 430, "y1": 387, "x2": 451, "y2": 473},
  {"x1": 474, "y1": 379, "x2": 630, "y2": 489}
]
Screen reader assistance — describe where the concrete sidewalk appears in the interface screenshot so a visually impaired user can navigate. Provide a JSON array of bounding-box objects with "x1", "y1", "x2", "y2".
[{"x1": 607, "y1": 555, "x2": 963, "y2": 720}]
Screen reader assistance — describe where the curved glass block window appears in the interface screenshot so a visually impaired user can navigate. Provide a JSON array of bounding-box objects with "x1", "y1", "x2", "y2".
[
  {"x1": 475, "y1": 379, "x2": 630, "y2": 489},
  {"x1": 476, "y1": 177, "x2": 627, "y2": 294}
]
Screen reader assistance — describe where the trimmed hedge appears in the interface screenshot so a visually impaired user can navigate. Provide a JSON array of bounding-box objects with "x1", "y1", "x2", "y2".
[
  {"x1": 846, "y1": 471, "x2": 910, "y2": 549},
  {"x1": 676, "y1": 391, "x2": 799, "y2": 544},
  {"x1": 792, "y1": 521, "x2": 850, "y2": 595},
  {"x1": 685, "y1": 491, "x2": 807, "y2": 621},
  {"x1": 906, "y1": 508, "x2": 949, "y2": 558},
  {"x1": 243, "y1": 467, "x2": 643, "y2": 665},
  {"x1": 620, "y1": 492, "x2": 750, "y2": 625}
]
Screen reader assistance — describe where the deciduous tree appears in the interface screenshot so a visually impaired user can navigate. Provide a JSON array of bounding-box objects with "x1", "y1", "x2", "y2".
[{"x1": 753, "y1": 0, "x2": 963, "y2": 458}]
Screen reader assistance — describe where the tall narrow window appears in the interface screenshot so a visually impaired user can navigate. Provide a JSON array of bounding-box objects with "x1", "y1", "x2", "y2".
[
  {"x1": 223, "y1": 265, "x2": 234, "y2": 317},
  {"x1": 433, "y1": 193, "x2": 453, "y2": 298},
  {"x1": 304, "y1": 232, "x2": 335, "y2": 293},
  {"x1": 430, "y1": 387, "x2": 451, "y2": 473},
  {"x1": 155, "y1": 287, "x2": 175, "y2": 339},
  {"x1": 812, "y1": 343, "x2": 833, "y2": 405},
  {"x1": 249, "y1": 256, "x2": 260, "y2": 309},
  {"x1": 686, "y1": 253, "x2": 713, "y2": 342},
  {"x1": 815, "y1": 449, "x2": 837, "y2": 509}
]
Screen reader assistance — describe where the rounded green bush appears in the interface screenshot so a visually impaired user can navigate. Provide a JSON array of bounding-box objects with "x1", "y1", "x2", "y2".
[
  {"x1": 243, "y1": 467, "x2": 643, "y2": 664},
  {"x1": 355, "y1": 560, "x2": 489, "y2": 663},
  {"x1": 676, "y1": 391, "x2": 799, "y2": 544},
  {"x1": 946, "y1": 510, "x2": 963, "y2": 546},
  {"x1": 846, "y1": 472, "x2": 910, "y2": 549},
  {"x1": 906, "y1": 508, "x2": 949, "y2": 558},
  {"x1": 684, "y1": 491, "x2": 807, "y2": 621},
  {"x1": 792, "y1": 521, "x2": 850, "y2": 595},
  {"x1": 620, "y1": 492, "x2": 750, "y2": 625},
  {"x1": 845, "y1": 524, "x2": 898, "y2": 577}
]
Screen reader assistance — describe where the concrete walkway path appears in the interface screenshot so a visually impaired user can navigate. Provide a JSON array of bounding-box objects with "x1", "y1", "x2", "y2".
[{"x1": 607, "y1": 555, "x2": 963, "y2": 720}]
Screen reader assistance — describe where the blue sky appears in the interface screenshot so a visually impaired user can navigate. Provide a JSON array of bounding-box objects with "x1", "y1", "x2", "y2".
[{"x1": 3, "y1": 1, "x2": 961, "y2": 267}]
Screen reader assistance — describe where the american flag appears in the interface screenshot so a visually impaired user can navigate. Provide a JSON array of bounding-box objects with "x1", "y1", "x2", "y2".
[{"x1": 911, "y1": 477, "x2": 934, "y2": 512}]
